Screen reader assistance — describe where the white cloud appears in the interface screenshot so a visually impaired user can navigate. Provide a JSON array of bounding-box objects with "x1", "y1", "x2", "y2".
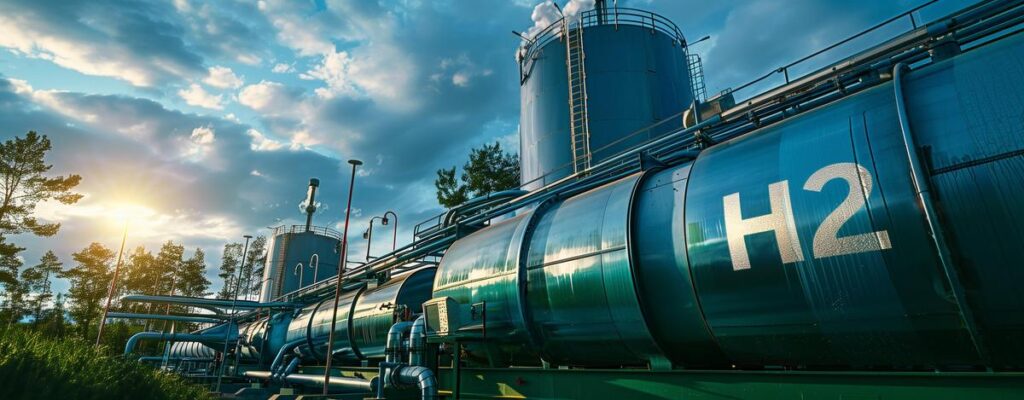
[
  {"x1": 185, "y1": 125, "x2": 216, "y2": 158},
  {"x1": 204, "y1": 66, "x2": 244, "y2": 89},
  {"x1": 178, "y1": 83, "x2": 224, "y2": 110},
  {"x1": 272, "y1": 63, "x2": 295, "y2": 73},
  {"x1": 452, "y1": 72, "x2": 470, "y2": 87},
  {"x1": 246, "y1": 128, "x2": 284, "y2": 151},
  {"x1": 238, "y1": 80, "x2": 298, "y2": 113}
]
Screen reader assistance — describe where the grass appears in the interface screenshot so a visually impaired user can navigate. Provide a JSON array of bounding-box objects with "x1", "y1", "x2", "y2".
[{"x1": 0, "y1": 327, "x2": 212, "y2": 400}]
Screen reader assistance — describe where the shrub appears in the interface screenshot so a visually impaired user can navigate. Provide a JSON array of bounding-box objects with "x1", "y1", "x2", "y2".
[{"x1": 0, "y1": 327, "x2": 211, "y2": 400}]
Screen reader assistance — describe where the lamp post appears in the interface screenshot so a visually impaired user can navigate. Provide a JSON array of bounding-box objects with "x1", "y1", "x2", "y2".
[
  {"x1": 323, "y1": 159, "x2": 362, "y2": 395},
  {"x1": 363, "y1": 216, "x2": 385, "y2": 262},
  {"x1": 216, "y1": 234, "x2": 252, "y2": 393},
  {"x1": 310, "y1": 254, "x2": 320, "y2": 284},
  {"x1": 382, "y1": 211, "x2": 398, "y2": 252},
  {"x1": 95, "y1": 221, "x2": 129, "y2": 347}
]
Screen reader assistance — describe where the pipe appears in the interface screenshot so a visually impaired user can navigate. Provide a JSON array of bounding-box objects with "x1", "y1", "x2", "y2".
[
  {"x1": 245, "y1": 371, "x2": 376, "y2": 392},
  {"x1": 408, "y1": 315, "x2": 426, "y2": 366},
  {"x1": 276, "y1": 356, "x2": 301, "y2": 382},
  {"x1": 121, "y1": 294, "x2": 295, "y2": 311},
  {"x1": 269, "y1": 339, "x2": 304, "y2": 381},
  {"x1": 376, "y1": 362, "x2": 438, "y2": 400},
  {"x1": 386, "y1": 321, "x2": 414, "y2": 363},
  {"x1": 892, "y1": 62, "x2": 989, "y2": 363},
  {"x1": 106, "y1": 312, "x2": 224, "y2": 324},
  {"x1": 124, "y1": 332, "x2": 230, "y2": 357},
  {"x1": 441, "y1": 189, "x2": 528, "y2": 227}
]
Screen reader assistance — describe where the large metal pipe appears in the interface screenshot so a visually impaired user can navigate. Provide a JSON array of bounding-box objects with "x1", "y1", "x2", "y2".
[
  {"x1": 269, "y1": 339, "x2": 304, "y2": 381},
  {"x1": 106, "y1": 312, "x2": 223, "y2": 324},
  {"x1": 376, "y1": 362, "x2": 438, "y2": 400},
  {"x1": 408, "y1": 315, "x2": 426, "y2": 366},
  {"x1": 124, "y1": 332, "x2": 230, "y2": 357},
  {"x1": 121, "y1": 294, "x2": 295, "y2": 311},
  {"x1": 245, "y1": 371, "x2": 376, "y2": 392},
  {"x1": 386, "y1": 321, "x2": 414, "y2": 363}
]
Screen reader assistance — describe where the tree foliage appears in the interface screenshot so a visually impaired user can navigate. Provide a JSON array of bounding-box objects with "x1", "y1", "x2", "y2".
[
  {"x1": 0, "y1": 131, "x2": 82, "y2": 238},
  {"x1": 435, "y1": 141, "x2": 520, "y2": 208},
  {"x1": 243, "y1": 235, "x2": 267, "y2": 300},
  {"x1": 20, "y1": 251, "x2": 61, "y2": 324},
  {"x1": 61, "y1": 242, "x2": 114, "y2": 339},
  {"x1": 217, "y1": 242, "x2": 243, "y2": 299}
]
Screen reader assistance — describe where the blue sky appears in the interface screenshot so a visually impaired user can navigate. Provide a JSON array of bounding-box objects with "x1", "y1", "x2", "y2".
[{"x1": 0, "y1": 0, "x2": 978, "y2": 297}]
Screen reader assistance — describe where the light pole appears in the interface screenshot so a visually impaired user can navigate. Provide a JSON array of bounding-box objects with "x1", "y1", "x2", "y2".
[
  {"x1": 363, "y1": 216, "x2": 384, "y2": 262},
  {"x1": 216, "y1": 234, "x2": 252, "y2": 393},
  {"x1": 310, "y1": 254, "x2": 320, "y2": 284},
  {"x1": 382, "y1": 211, "x2": 398, "y2": 253},
  {"x1": 294, "y1": 262, "x2": 305, "y2": 290},
  {"x1": 96, "y1": 220, "x2": 129, "y2": 347},
  {"x1": 324, "y1": 159, "x2": 362, "y2": 395}
]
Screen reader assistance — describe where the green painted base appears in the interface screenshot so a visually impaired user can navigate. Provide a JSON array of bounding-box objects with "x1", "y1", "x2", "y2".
[{"x1": 432, "y1": 368, "x2": 1024, "y2": 400}]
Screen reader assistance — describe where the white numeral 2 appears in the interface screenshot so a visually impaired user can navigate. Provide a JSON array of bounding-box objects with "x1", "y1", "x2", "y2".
[{"x1": 723, "y1": 162, "x2": 891, "y2": 271}]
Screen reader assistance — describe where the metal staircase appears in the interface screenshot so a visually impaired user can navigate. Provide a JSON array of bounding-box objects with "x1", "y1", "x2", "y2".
[
  {"x1": 564, "y1": 20, "x2": 591, "y2": 174},
  {"x1": 688, "y1": 53, "x2": 707, "y2": 102}
]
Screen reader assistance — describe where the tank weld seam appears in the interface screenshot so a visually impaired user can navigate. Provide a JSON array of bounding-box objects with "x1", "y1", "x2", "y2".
[
  {"x1": 525, "y1": 244, "x2": 627, "y2": 270},
  {"x1": 930, "y1": 148, "x2": 1024, "y2": 175}
]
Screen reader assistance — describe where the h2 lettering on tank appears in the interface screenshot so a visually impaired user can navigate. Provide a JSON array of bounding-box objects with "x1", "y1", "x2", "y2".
[{"x1": 723, "y1": 162, "x2": 892, "y2": 271}]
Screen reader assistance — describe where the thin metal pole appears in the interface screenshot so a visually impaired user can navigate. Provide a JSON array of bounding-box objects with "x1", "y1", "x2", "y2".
[
  {"x1": 323, "y1": 159, "x2": 362, "y2": 395},
  {"x1": 216, "y1": 234, "x2": 251, "y2": 393},
  {"x1": 95, "y1": 221, "x2": 128, "y2": 347}
]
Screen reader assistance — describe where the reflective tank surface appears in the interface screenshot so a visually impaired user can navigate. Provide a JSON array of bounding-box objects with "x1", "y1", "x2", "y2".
[
  {"x1": 433, "y1": 29, "x2": 1024, "y2": 370},
  {"x1": 519, "y1": 11, "x2": 694, "y2": 189}
]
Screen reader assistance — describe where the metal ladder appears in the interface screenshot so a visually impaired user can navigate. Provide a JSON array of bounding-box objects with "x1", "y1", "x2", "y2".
[
  {"x1": 687, "y1": 53, "x2": 707, "y2": 102},
  {"x1": 564, "y1": 19, "x2": 591, "y2": 174}
]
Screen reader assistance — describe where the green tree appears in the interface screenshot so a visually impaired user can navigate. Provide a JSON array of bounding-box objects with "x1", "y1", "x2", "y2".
[
  {"x1": 243, "y1": 235, "x2": 267, "y2": 300},
  {"x1": 177, "y1": 248, "x2": 210, "y2": 298},
  {"x1": 20, "y1": 250, "x2": 62, "y2": 324},
  {"x1": 62, "y1": 242, "x2": 114, "y2": 339},
  {"x1": 217, "y1": 242, "x2": 242, "y2": 299},
  {"x1": 0, "y1": 131, "x2": 81, "y2": 318},
  {"x1": 435, "y1": 141, "x2": 520, "y2": 208},
  {"x1": 0, "y1": 131, "x2": 82, "y2": 237},
  {"x1": 38, "y1": 292, "x2": 67, "y2": 337}
]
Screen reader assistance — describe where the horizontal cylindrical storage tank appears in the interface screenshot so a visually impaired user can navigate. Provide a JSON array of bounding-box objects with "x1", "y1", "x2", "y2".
[
  {"x1": 519, "y1": 8, "x2": 694, "y2": 189},
  {"x1": 432, "y1": 211, "x2": 536, "y2": 365},
  {"x1": 283, "y1": 267, "x2": 436, "y2": 365},
  {"x1": 433, "y1": 30, "x2": 1024, "y2": 370}
]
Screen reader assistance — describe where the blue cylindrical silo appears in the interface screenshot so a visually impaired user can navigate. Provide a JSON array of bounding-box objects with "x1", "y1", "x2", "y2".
[{"x1": 518, "y1": 7, "x2": 696, "y2": 189}]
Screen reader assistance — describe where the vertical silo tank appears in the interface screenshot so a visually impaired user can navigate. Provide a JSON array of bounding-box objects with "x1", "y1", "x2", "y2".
[
  {"x1": 259, "y1": 226, "x2": 342, "y2": 301},
  {"x1": 259, "y1": 178, "x2": 342, "y2": 302},
  {"x1": 518, "y1": 2, "x2": 696, "y2": 189}
]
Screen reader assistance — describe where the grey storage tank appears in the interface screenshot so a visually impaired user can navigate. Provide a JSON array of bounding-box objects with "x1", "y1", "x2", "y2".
[
  {"x1": 517, "y1": 1, "x2": 701, "y2": 189},
  {"x1": 259, "y1": 178, "x2": 342, "y2": 302}
]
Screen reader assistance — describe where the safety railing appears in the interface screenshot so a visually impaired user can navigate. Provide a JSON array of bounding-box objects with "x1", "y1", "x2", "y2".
[
  {"x1": 269, "y1": 224, "x2": 343, "y2": 240},
  {"x1": 519, "y1": 7, "x2": 687, "y2": 80}
]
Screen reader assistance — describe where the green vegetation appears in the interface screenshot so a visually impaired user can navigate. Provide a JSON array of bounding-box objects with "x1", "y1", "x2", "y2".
[
  {"x1": 0, "y1": 327, "x2": 210, "y2": 400},
  {"x1": 435, "y1": 141, "x2": 520, "y2": 208}
]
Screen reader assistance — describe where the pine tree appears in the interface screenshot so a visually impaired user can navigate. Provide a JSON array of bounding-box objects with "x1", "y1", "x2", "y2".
[
  {"x1": 217, "y1": 242, "x2": 242, "y2": 299},
  {"x1": 243, "y1": 236, "x2": 267, "y2": 300},
  {"x1": 120, "y1": 246, "x2": 156, "y2": 313},
  {"x1": 178, "y1": 248, "x2": 210, "y2": 298},
  {"x1": 61, "y1": 242, "x2": 114, "y2": 339},
  {"x1": 39, "y1": 292, "x2": 67, "y2": 337},
  {"x1": 21, "y1": 250, "x2": 61, "y2": 324}
]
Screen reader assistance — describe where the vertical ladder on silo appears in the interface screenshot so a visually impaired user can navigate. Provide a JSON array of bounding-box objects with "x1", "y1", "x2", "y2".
[
  {"x1": 271, "y1": 233, "x2": 288, "y2": 299},
  {"x1": 688, "y1": 54, "x2": 708, "y2": 102},
  {"x1": 564, "y1": 19, "x2": 591, "y2": 174}
]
